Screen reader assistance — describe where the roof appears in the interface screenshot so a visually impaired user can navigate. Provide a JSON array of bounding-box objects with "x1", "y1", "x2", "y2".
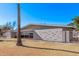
[{"x1": 21, "y1": 24, "x2": 76, "y2": 30}]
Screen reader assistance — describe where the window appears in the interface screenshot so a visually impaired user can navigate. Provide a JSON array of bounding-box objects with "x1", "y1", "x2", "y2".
[
  {"x1": 25, "y1": 35, "x2": 29, "y2": 38},
  {"x1": 21, "y1": 35, "x2": 25, "y2": 38},
  {"x1": 29, "y1": 33, "x2": 33, "y2": 38}
]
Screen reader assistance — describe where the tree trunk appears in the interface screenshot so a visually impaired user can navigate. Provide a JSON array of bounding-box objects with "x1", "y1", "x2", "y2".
[{"x1": 16, "y1": 3, "x2": 22, "y2": 46}]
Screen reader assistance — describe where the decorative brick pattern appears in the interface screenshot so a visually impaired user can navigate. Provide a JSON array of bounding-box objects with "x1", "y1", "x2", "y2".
[{"x1": 35, "y1": 28, "x2": 64, "y2": 42}]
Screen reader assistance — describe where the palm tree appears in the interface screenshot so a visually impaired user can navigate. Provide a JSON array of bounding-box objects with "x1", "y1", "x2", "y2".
[
  {"x1": 16, "y1": 3, "x2": 23, "y2": 46},
  {"x1": 72, "y1": 16, "x2": 79, "y2": 30}
]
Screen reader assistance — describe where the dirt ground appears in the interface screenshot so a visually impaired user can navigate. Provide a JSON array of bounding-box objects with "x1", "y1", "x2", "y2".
[{"x1": 0, "y1": 38, "x2": 79, "y2": 56}]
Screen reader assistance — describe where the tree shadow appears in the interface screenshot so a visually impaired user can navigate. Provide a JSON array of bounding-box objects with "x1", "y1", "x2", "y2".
[{"x1": 22, "y1": 45, "x2": 79, "y2": 54}]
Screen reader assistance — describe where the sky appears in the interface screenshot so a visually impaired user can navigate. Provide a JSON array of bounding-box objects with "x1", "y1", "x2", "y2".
[{"x1": 0, "y1": 3, "x2": 79, "y2": 27}]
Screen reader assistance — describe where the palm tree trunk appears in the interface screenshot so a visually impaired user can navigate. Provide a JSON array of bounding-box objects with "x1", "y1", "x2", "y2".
[{"x1": 16, "y1": 3, "x2": 22, "y2": 46}]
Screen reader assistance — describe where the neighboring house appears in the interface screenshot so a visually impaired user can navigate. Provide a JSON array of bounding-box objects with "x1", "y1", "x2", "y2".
[
  {"x1": 73, "y1": 30, "x2": 79, "y2": 39},
  {"x1": 2, "y1": 30, "x2": 16, "y2": 38}
]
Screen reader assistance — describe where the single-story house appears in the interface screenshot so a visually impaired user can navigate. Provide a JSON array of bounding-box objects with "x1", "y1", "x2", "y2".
[{"x1": 2, "y1": 24, "x2": 76, "y2": 43}]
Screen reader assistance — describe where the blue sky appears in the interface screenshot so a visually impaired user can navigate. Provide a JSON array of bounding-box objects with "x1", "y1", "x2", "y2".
[{"x1": 0, "y1": 3, "x2": 79, "y2": 27}]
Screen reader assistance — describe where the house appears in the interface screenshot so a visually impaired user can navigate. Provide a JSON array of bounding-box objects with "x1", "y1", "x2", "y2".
[
  {"x1": 2, "y1": 24, "x2": 76, "y2": 43},
  {"x1": 20, "y1": 24, "x2": 75, "y2": 43}
]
